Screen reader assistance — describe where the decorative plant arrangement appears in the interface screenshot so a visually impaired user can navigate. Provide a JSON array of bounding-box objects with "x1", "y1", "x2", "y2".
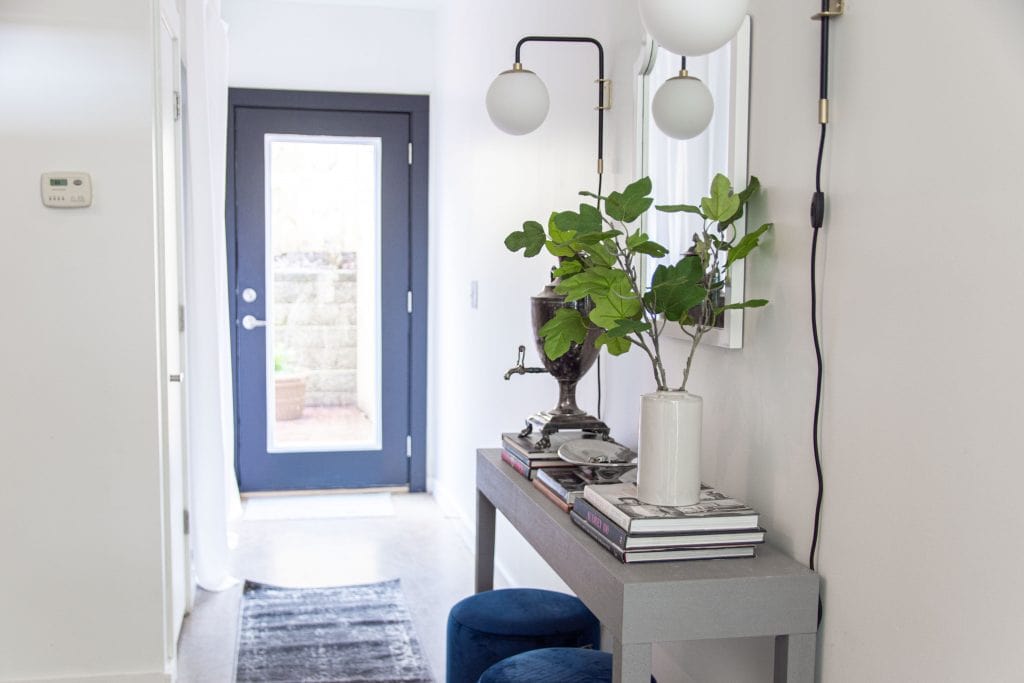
[
  {"x1": 505, "y1": 173, "x2": 770, "y2": 389},
  {"x1": 504, "y1": 173, "x2": 772, "y2": 505}
]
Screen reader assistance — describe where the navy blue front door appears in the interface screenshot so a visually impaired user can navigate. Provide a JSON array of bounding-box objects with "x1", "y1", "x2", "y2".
[{"x1": 231, "y1": 102, "x2": 411, "y2": 492}]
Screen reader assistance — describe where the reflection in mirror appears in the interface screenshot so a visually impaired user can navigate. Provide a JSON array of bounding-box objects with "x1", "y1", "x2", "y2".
[{"x1": 638, "y1": 17, "x2": 751, "y2": 348}]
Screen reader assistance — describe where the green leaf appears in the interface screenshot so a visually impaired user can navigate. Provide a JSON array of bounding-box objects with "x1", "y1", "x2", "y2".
[
  {"x1": 700, "y1": 174, "x2": 741, "y2": 223},
  {"x1": 630, "y1": 240, "x2": 669, "y2": 258},
  {"x1": 538, "y1": 308, "x2": 587, "y2": 360},
  {"x1": 552, "y1": 210, "x2": 583, "y2": 235},
  {"x1": 554, "y1": 266, "x2": 623, "y2": 302},
  {"x1": 645, "y1": 256, "x2": 708, "y2": 321},
  {"x1": 504, "y1": 220, "x2": 546, "y2": 257},
  {"x1": 626, "y1": 232, "x2": 669, "y2": 258},
  {"x1": 589, "y1": 279, "x2": 642, "y2": 329},
  {"x1": 574, "y1": 229, "x2": 622, "y2": 245},
  {"x1": 577, "y1": 203, "x2": 603, "y2": 234},
  {"x1": 582, "y1": 242, "x2": 616, "y2": 267},
  {"x1": 714, "y1": 298, "x2": 769, "y2": 313},
  {"x1": 545, "y1": 241, "x2": 577, "y2": 258},
  {"x1": 552, "y1": 260, "x2": 583, "y2": 278},
  {"x1": 650, "y1": 254, "x2": 703, "y2": 288},
  {"x1": 721, "y1": 176, "x2": 761, "y2": 227},
  {"x1": 603, "y1": 319, "x2": 651, "y2": 337},
  {"x1": 725, "y1": 222, "x2": 772, "y2": 267},
  {"x1": 623, "y1": 176, "x2": 652, "y2": 199},
  {"x1": 549, "y1": 212, "x2": 577, "y2": 243},
  {"x1": 605, "y1": 177, "x2": 654, "y2": 223},
  {"x1": 738, "y1": 176, "x2": 761, "y2": 204},
  {"x1": 595, "y1": 333, "x2": 631, "y2": 355},
  {"x1": 655, "y1": 203, "x2": 704, "y2": 217}
]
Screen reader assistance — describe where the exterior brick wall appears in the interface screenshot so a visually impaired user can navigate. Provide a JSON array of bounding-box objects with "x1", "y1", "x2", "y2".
[{"x1": 272, "y1": 253, "x2": 359, "y2": 407}]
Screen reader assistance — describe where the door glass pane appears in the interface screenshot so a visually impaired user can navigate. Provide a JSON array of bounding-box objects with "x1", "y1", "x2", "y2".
[{"x1": 265, "y1": 134, "x2": 382, "y2": 452}]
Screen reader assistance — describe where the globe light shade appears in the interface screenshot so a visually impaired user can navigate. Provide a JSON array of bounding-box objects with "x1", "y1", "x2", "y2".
[
  {"x1": 486, "y1": 68, "x2": 550, "y2": 136},
  {"x1": 639, "y1": 0, "x2": 750, "y2": 56},
  {"x1": 652, "y1": 74, "x2": 714, "y2": 140}
]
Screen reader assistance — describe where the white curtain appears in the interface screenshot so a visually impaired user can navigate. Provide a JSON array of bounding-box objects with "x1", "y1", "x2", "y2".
[{"x1": 183, "y1": 0, "x2": 240, "y2": 591}]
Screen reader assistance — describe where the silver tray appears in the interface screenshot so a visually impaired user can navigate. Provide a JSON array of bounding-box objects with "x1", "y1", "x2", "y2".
[{"x1": 557, "y1": 439, "x2": 637, "y2": 479}]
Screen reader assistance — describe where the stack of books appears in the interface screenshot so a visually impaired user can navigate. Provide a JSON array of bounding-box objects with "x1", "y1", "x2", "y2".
[
  {"x1": 500, "y1": 432, "x2": 583, "y2": 480},
  {"x1": 532, "y1": 466, "x2": 635, "y2": 513},
  {"x1": 570, "y1": 482, "x2": 765, "y2": 563}
]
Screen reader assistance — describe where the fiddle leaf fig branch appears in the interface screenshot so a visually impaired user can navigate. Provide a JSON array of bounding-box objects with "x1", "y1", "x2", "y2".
[{"x1": 505, "y1": 174, "x2": 772, "y2": 392}]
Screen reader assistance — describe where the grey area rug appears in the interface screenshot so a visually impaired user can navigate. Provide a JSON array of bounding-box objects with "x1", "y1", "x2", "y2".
[{"x1": 235, "y1": 579, "x2": 434, "y2": 683}]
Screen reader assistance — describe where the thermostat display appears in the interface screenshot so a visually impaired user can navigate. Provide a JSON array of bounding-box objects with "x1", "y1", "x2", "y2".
[{"x1": 41, "y1": 172, "x2": 92, "y2": 208}]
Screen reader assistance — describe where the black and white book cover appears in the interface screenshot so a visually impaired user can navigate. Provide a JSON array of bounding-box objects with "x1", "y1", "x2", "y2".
[
  {"x1": 582, "y1": 482, "x2": 759, "y2": 533},
  {"x1": 569, "y1": 511, "x2": 756, "y2": 563}
]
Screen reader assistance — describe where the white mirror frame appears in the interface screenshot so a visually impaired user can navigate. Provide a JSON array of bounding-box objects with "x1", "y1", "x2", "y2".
[{"x1": 635, "y1": 16, "x2": 752, "y2": 349}]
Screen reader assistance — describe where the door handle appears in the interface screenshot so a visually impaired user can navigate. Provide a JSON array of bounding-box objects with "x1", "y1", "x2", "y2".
[{"x1": 241, "y1": 314, "x2": 270, "y2": 331}]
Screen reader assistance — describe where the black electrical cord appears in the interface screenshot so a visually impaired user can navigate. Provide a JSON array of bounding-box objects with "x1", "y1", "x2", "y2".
[
  {"x1": 808, "y1": 2, "x2": 831, "y2": 628},
  {"x1": 596, "y1": 172, "x2": 604, "y2": 421}
]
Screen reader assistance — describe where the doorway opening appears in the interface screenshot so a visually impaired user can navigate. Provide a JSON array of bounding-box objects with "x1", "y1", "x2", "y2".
[{"x1": 226, "y1": 89, "x2": 428, "y2": 494}]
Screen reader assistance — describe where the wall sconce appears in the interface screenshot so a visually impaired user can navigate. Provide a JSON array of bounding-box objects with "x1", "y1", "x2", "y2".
[
  {"x1": 639, "y1": 0, "x2": 750, "y2": 139},
  {"x1": 486, "y1": 36, "x2": 611, "y2": 179}
]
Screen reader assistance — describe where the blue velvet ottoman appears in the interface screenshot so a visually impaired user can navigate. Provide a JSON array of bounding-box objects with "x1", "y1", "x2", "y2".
[
  {"x1": 478, "y1": 647, "x2": 657, "y2": 683},
  {"x1": 445, "y1": 589, "x2": 600, "y2": 683}
]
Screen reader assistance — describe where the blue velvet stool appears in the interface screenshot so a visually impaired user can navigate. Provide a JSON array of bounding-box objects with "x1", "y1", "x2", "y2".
[
  {"x1": 477, "y1": 647, "x2": 657, "y2": 683},
  {"x1": 445, "y1": 589, "x2": 600, "y2": 683}
]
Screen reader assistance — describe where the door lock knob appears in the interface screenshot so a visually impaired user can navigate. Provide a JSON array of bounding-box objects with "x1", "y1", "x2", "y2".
[{"x1": 241, "y1": 314, "x2": 269, "y2": 330}]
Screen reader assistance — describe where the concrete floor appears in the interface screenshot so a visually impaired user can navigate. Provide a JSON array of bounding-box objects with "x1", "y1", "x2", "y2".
[{"x1": 176, "y1": 492, "x2": 474, "y2": 682}]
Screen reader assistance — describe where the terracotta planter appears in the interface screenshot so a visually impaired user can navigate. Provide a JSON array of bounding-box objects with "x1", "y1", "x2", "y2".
[{"x1": 275, "y1": 374, "x2": 306, "y2": 421}]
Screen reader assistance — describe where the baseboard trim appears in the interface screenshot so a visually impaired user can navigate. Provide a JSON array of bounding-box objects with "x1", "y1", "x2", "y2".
[
  {"x1": 429, "y1": 479, "x2": 511, "y2": 587},
  {"x1": 5, "y1": 671, "x2": 171, "y2": 683}
]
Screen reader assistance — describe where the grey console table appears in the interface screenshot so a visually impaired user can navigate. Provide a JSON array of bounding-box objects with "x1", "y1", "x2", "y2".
[{"x1": 475, "y1": 448, "x2": 820, "y2": 683}]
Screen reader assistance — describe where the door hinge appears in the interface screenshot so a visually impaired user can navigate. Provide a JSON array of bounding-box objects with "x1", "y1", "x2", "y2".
[
  {"x1": 406, "y1": 435, "x2": 412, "y2": 458},
  {"x1": 408, "y1": 142, "x2": 413, "y2": 166},
  {"x1": 173, "y1": 90, "x2": 182, "y2": 122},
  {"x1": 183, "y1": 509, "x2": 190, "y2": 535},
  {"x1": 178, "y1": 304, "x2": 185, "y2": 332},
  {"x1": 407, "y1": 290, "x2": 413, "y2": 314}
]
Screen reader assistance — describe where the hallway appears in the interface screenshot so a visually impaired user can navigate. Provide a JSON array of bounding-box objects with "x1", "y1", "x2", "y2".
[{"x1": 176, "y1": 493, "x2": 474, "y2": 682}]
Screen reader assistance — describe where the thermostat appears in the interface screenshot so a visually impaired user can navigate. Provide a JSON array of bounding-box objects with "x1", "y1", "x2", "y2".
[{"x1": 41, "y1": 172, "x2": 92, "y2": 208}]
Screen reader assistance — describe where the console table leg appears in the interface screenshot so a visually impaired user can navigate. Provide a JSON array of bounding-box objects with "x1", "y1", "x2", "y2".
[
  {"x1": 475, "y1": 489, "x2": 496, "y2": 593},
  {"x1": 611, "y1": 637, "x2": 651, "y2": 683},
  {"x1": 774, "y1": 633, "x2": 816, "y2": 683}
]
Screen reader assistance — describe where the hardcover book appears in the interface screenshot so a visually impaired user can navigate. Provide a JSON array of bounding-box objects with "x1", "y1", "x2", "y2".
[
  {"x1": 582, "y1": 482, "x2": 759, "y2": 533},
  {"x1": 532, "y1": 477, "x2": 571, "y2": 513},
  {"x1": 569, "y1": 511, "x2": 756, "y2": 563},
  {"x1": 500, "y1": 449, "x2": 533, "y2": 479},
  {"x1": 573, "y1": 498, "x2": 765, "y2": 550},
  {"x1": 501, "y1": 432, "x2": 604, "y2": 463},
  {"x1": 536, "y1": 467, "x2": 635, "y2": 506}
]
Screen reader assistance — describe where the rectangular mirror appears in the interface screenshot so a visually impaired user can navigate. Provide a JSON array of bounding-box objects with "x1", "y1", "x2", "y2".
[{"x1": 637, "y1": 16, "x2": 752, "y2": 348}]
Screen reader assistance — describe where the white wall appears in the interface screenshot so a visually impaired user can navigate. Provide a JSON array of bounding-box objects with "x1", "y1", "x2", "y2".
[
  {"x1": 0, "y1": 1, "x2": 171, "y2": 681},
  {"x1": 598, "y1": 1, "x2": 1024, "y2": 681},
  {"x1": 433, "y1": 1, "x2": 1024, "y2": 681},
  {"x1": 222, "y1": 0, "x2": 435, "y2": 94},
  {"x1": 429, "y1": 0, "x2": 643, "y2": 590}
]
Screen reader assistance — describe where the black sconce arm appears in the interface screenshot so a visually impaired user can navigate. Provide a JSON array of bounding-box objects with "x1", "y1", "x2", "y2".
[{"x1": 513, "y1": 36, "x2": 608, "y2": 176}]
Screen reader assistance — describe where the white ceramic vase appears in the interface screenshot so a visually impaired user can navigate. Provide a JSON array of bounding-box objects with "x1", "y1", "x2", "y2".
[{"x1": 636, "y1": 390, "x2": 702, "y2": 506}]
